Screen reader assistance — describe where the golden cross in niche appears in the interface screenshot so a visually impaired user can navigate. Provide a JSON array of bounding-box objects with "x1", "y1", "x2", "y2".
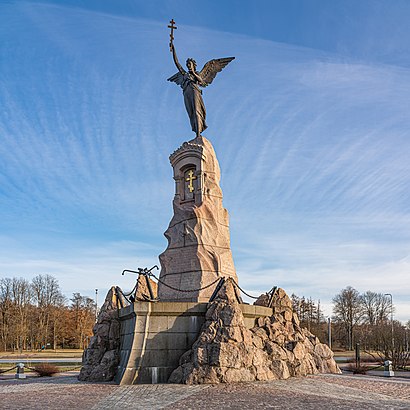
[{"x1": 185, "y1": 169, "x2": 197, "y2": 193}]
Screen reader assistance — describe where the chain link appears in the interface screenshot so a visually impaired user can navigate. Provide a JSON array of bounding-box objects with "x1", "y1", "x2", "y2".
[
  {"x1": 121, "y1": 270, "x2": 261, "y2": 300},
  {"x1": 149, "y1": 272, "x2": 221, "y2": 293},
  {"x1": 0, "y1": 365, "x2": 17, "y2": 374},
  {"x1": 25, "y1": 364, "x2": 82, "y2": 373},
  {"x1": 150, "y1": 273, "x2": 260, "y2": 300},
  {"x1": 231, "y1": 279, "x2": 260, "y2": 299},
  {"x1": 122, "y1": 280, "x2": 139, "y2": 297}
]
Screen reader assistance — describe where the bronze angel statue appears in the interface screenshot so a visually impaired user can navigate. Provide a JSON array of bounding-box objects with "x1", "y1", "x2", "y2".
[{"x1": 167, "y1": 20, "x2": 235, "y2": 137}]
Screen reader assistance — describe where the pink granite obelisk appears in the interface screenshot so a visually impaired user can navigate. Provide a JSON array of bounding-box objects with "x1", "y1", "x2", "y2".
[{"x1": 158, "y1": 136, "x2": 238, "y2": 302}]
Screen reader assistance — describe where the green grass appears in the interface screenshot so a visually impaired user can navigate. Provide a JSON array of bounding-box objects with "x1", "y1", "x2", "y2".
[{"x1": 0, "y1": 349, "x2": 83, "y2": 358}]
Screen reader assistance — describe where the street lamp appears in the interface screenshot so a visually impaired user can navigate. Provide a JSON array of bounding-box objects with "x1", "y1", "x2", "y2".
[
  {"x1": 384, "y1": 293, "x2": 394, "y2": 350},
  {"x1": 328, "y1": 317, "x2": 332, "y2": 349},
  {"x1": 95, "y1": 289, "x2": 98, "y2": 320}
]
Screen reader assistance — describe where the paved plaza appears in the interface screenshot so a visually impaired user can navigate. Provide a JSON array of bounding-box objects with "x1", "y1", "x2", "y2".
[{"x1": 0, "y1": 373, "x2": 409, "y2": 409}]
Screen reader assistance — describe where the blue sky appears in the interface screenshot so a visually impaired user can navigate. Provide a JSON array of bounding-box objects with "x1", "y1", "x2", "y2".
[{"x1": 1, "y1": 0, "x2": 409, "y2": 322}]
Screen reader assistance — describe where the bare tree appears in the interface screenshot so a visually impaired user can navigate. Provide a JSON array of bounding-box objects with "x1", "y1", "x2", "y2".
[
  {"x1": 11, "y1": 278, "x2": 32, "y2": 352},
  {"x1": 361, "y1": 291, "x2": 392, "y2": 326},
  {"x1": 31, "y1": 274, "x2": 64, "y2": 349},
  {"x1": 0, "y1": 278, "x2": 13, "y2": 351},
  {"x1": 359, "y1": 291, "x2": 393, "y2": 350},
  {"x1": 291, "y1": 294, "x2": 326, "y2": 341},
  {"x1": 70, "y1": 293, "x2": 96, "y2": 349},
  {"x1": 332, "y1": 286, "x2": 363, "y2": 350},
  {"x1": 0, "y1": 275, "x2": 97, "y2": 352}
]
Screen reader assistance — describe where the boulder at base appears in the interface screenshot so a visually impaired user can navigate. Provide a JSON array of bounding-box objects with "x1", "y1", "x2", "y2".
[
  {"x1": 169, "y1": 278, "x2": 340, "y2": 384},
  {"x1": 78, "y1": 287, "x2": 121, "y2": 381}
]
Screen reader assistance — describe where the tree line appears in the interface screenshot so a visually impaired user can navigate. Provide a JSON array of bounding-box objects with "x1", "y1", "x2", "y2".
[
  {"x1": 292, "y1": 286, "x2": 409, "y2": 357},
  {"x1": 0, "y1": 274, "x2": 96, "y2": 352},
  {"x1": 1, "y1": 274, "x2": 408, "y2": 358}
]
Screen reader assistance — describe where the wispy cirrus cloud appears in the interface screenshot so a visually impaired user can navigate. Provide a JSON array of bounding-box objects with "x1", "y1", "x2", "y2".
[{"x1": 1, "y1": 2, "x2": 409, "y2": 320}]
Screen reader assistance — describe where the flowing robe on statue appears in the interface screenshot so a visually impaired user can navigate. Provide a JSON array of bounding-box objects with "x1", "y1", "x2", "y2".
[
  {"x1": 168, "y1": 51, "x2": 234, "y2": 136},
  {"x1": 182, "y1": 74, "x2": 207, "y2": 135},
  {"x1": 168, "y1": 71, "x2": 207, "y2": 135}
]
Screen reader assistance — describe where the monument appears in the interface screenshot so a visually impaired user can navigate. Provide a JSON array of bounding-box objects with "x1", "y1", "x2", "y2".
[
  {"x1": 79, "y1": 20, "x2": 341, "y2": 384},
  {"x1": 158, "y1": 20, "x2": 237, "y2": 302}
]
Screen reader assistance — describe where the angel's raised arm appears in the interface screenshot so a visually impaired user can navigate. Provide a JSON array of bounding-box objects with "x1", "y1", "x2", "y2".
[{"x1": 171, "y1": 44, "x2": 185, "y2": 75}]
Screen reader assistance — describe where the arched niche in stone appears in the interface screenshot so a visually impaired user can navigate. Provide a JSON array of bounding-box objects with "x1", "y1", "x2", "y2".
[{"x1": 170, "y1": 140, "x2": 205, "y2": 206}]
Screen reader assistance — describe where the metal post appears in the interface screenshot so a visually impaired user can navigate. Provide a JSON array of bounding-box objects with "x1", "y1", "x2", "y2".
[
  {"x1": 384, "y1": 360, "x2": 394, "y2": 377},
  {"x1": 384, "y1": 293, "x2": 394, "y2": 350},
  {"x1": 95, "y1": 289, "x2": 98, "y2": 320},
  {"x1": 15, "y1": 363, "x2": 26, "y2": 379},
  {"x1": 328, "y1": 317, "x2": 332, "y2": 349},
  {"x1": 355, "y1": 343, "x2": 360, "y2": 369}
]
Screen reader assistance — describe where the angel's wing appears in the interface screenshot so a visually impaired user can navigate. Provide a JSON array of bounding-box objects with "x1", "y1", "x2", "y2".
[
  {"x1": 198, "y1": 57, "x2": 235, "y2": 86},
  {"x1": 167, "y1": 71, "x2": 185, "y2": 86}
]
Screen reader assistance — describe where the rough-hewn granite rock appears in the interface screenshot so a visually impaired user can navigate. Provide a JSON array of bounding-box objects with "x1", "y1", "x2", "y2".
[
  {"x1": 78, "y1": 287, "x2": 121, "y2": 381},
  {"x1": 134, "y1": 274, "x2": 158, "y2": 301},
  {"x1": 158, "y1": 136, "x2": 238, "y2": 302},
  {"x1": 169, "y1": 279, "x2": 340, "y2": 384}
]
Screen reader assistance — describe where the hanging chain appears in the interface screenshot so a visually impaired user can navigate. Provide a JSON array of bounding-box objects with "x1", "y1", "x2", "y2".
[
  {"x1": 231, "y1": 279, "x2": 260, "y2": 299},
  {"x1": 0, "y1": 365, "x2": 17, "y2": 374},
  {"x1": 149, "y1": 271, "x2": 221, "y2": 293}
]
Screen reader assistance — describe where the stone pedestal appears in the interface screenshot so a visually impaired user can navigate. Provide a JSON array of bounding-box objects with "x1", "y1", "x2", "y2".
[
  {"x1": 115, "y1": 301, "x2": 272, "y2": 384},
  {"x1": 158, "y1": 136, "x2": 238, "y2": 302}
]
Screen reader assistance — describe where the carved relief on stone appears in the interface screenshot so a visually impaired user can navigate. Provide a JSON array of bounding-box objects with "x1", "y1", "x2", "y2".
[{"x1": 182, "y1": 166, "x2": 197, "y2": 202}]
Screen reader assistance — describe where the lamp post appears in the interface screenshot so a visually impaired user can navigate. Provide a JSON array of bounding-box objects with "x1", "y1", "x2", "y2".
[
  {"x1": 328, "y1": 317, "x2": 332, "y2": 349},
  {"x1": 384, "y1": 293, "x2": 394, "y2": 350},
  {"x1": 95, "y1": 289, "x2": 98, "y2": 320}
]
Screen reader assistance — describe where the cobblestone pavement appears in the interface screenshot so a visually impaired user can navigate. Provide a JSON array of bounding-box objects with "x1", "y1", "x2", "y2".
[
  {"x1": 1, "y1": 373, "x2": 409, "y2": 409},
  {"x1": 166, "y1": 375, "x2": 410, "y2": 410},
  {"x1": 94, "y1": 384, "x2": 209, "y2": 410},
  {"x1": 0, "y1": 374, "x2": 116, "y2": 410}
]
